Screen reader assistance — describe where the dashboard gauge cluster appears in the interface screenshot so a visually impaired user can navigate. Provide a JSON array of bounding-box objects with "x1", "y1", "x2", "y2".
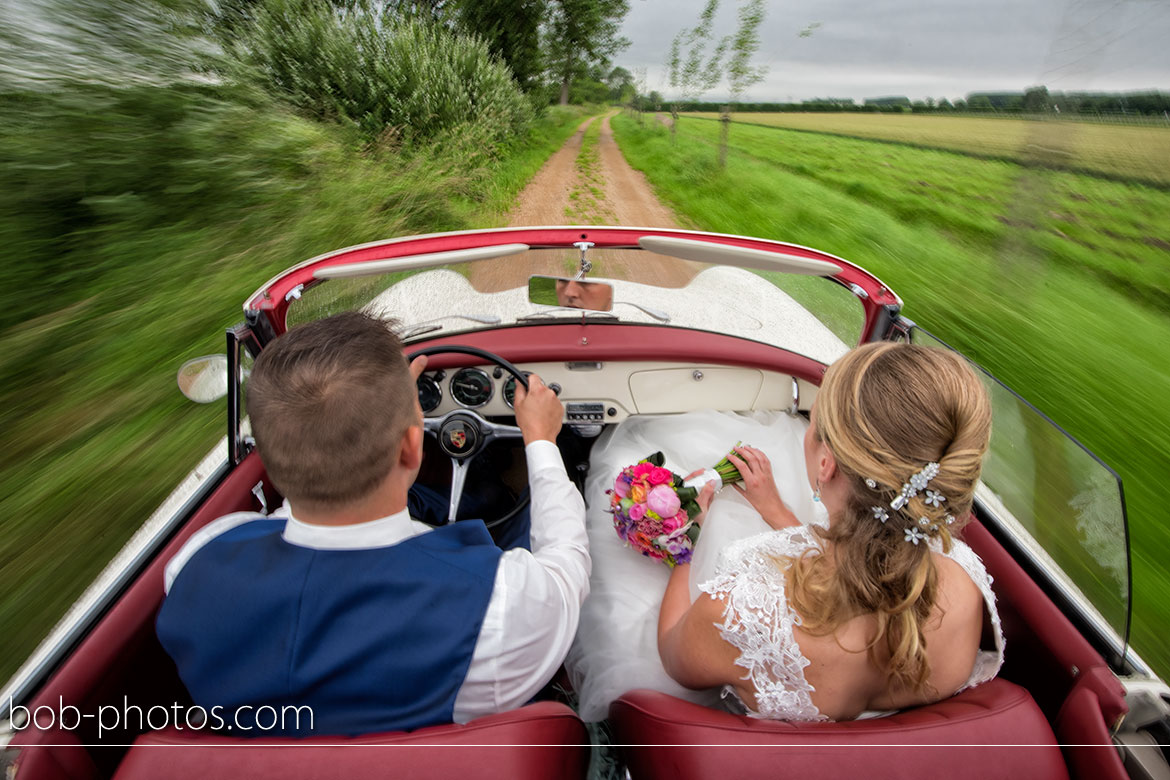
[{"x1": 418, "y1": 367, "x2": 549, "y2": 413}]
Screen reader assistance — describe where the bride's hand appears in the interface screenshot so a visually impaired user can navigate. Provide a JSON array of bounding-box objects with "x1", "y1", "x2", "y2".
[
  {"x1": 682, "y1": 470, "x2": 718, "y2": 526},
  {"x1": 726, "y1": 446, "x2": 799, "y2": 530}
]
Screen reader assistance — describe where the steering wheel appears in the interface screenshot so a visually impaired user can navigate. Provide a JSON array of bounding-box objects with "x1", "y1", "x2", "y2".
[{"x1": 406, "y1": 345, "x2": 531, "y2": 527}]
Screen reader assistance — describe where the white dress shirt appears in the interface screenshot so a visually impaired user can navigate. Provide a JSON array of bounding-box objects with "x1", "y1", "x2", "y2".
[{"x1": 164, "y1": 439, "x2": 590, "y2": 724}]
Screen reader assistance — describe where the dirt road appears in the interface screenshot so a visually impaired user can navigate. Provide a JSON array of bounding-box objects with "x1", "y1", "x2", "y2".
[{"x1": 469, "y1": 112, "x2": 697, "y2": 292}]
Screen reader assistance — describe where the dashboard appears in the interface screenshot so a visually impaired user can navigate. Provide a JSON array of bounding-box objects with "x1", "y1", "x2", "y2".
[{"x1": 416, "y1": 360, "x2": 818, "y2": 426}]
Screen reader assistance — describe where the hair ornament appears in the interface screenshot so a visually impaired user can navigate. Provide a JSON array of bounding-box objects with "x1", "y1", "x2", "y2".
[
  {"x1": 871, "y1": 506, "x2": 889, "y2": 523},
  {"x1": 889, "y1": 462, "x2": 940, "y2": 511},
  {"x1": 865, "y1": 478, "x2": 878, "y2": 489},
  {"x1": 924, "y1": 489, "x2": 945, "y2": 508},
  {"x1": 945, "y1": 514, "x2": 955, "y2": 525},
  {"x1": 918, "y1": 516, "x2": 930, "y2": 527},
  {"x1": 904, "y1": 527, "x2": 927, "y2": 545}
]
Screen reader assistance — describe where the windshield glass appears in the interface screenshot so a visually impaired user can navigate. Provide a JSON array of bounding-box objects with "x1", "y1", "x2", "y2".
[
  {"x1": 285, "y1": 247, "x2": 866, "y2": 365},
  {"x1": 912, "y1": 327, "x2": 1130, "y2": 654}
]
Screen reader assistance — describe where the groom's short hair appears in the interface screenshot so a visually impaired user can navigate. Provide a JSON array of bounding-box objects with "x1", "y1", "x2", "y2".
[{"x1": 246, "y1": 311, "x2": 416, "y2": 510}]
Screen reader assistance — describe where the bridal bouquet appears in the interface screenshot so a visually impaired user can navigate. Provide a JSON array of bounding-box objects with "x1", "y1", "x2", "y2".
[{"x1": 608, "y1": 445, "x2": 745, "y2": 567}]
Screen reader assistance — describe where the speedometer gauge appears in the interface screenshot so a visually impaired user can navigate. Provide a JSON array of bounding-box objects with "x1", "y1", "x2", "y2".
[
  {"x1": 417, "y1": 375, "x2": 441, "y2": 413},
  {"x1": 450, "y1": 368, "x2": 492, "y2": 407}
]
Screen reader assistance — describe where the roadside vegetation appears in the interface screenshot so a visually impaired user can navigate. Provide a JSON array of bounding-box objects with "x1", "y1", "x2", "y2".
[
  {"x1": 611, "y1": 111, "x2": 1170, "y2": 679},
  {"x1": 0, "y1": 0, "x2": 620, "y2": 683},
  {"x1": 684, "y1": 111, "x2": 1170, "y2": 187}
]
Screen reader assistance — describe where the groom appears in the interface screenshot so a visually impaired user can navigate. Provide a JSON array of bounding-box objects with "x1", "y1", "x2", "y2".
[{"x1": 156, "y1": 312, "x2": 589, "y2": 736}]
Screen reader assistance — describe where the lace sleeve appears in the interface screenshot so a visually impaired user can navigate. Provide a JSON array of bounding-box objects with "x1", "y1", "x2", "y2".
[
  {"x1": 698, "y1": 528, "x2": 829, "y2": 722},
  {"x1": 940, "y1": 539, "x2": 1006, "y2": 690}
]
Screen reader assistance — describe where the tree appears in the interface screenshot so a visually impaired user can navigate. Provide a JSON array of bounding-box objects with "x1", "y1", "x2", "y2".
[
  {"x1": 455, "y1": 0, "x2": 545, "y2": 91},
  {"x1": 720, "y1": 0, "x2": 767, "y2": 167},
  {"x1": 1023, "y1": 85, "x2": 1052, "y2": 113},
  {"x1": 544, "y1": 0, "x2": 630, "y2": 105},
  {"x1": 666, "y1": 0, "x2": 726, "y2": 142},
  {"x1": 969, "y1": 95, "x2": 994, "y2": 112},
  {"x1": 725, "y1": 0, "x2": 767, "y2": 105},
  {"x1": 605, "y1": 65, "x2": 635, "y2": 103}
]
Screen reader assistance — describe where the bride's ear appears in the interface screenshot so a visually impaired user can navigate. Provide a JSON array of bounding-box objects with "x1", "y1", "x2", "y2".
[{"x1": 818, "y1": 444, "x2": 839, "y2": 485}]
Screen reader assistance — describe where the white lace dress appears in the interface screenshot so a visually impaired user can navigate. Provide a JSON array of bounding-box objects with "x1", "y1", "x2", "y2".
[
  {"x1": 700, "y1": 525, "x2": 1005, "y2": 721},
  {"x1": 566, "y1": 410, "x2": 828, "y2": 721},
  {"x1": 566, "y1": 409, "x2": 1005, "y2": 723}
]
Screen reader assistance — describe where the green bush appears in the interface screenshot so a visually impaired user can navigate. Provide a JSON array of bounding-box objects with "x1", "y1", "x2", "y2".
[{"x1": 231, "y1": 0, "x2": 533, "y2": 142}]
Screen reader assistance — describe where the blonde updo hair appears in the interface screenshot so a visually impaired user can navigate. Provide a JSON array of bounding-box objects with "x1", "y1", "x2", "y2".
[{"x1": 785, "y1": 341, "x2": 992, "y2": 693}]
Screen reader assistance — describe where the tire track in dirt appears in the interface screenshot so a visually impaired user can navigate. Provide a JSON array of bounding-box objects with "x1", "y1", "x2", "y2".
[{"x1": 470, "y1": 112, "x2": 698, "y2": 292}]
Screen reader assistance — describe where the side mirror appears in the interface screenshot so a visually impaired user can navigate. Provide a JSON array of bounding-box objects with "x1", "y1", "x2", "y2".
[
  {"x1": 528, "y1": 275, "x2": 614, "y2": 312},
  {"x1": 177, "y1": 355, "x2": 229, "y2": 403}
]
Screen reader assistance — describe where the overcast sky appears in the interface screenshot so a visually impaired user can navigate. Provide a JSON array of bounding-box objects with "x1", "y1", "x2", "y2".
[{"x1": 617, "y1": 0, "x2": 1169, "y2": 102}]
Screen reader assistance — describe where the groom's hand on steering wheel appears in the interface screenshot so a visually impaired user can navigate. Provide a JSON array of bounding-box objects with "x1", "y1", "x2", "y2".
[{"x1": 512, "y1": 373, "x2": 564, "y2": 445}]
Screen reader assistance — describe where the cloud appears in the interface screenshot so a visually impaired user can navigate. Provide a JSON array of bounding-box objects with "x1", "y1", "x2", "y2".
[{"x1": 620, "y1": 0, "x2": 1169, "y2": 101}]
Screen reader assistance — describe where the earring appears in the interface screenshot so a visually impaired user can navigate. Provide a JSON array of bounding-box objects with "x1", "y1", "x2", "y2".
[{"x1": 813, "y1": 479, "x2": 822, "y2": 503}]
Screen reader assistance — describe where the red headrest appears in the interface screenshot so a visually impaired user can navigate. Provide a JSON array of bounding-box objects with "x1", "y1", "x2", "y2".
[
  {"x1": 111, "y1": 702, "x2": 587, "y2": 780},
  {"x1": 610, "y1": 679, "x2": 1069, "y2": 780}
]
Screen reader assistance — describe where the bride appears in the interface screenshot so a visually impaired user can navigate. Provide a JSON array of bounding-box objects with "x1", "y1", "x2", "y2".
[{"x1": 566, "y1": 342, "x2": 1004, "y2": 722}]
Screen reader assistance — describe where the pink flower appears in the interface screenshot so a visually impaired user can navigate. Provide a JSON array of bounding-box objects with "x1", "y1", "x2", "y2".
[
  {"x1": 648, "y1": 467, "x2": 673, "y2": 485},
  {"x1": 662, "y1": 515, "x2": 683, "y2": 534},
  {"x1": 614, "y1": 477, "x2": 630, "y2": 497},
  {"x1": 647, "y1": 485, "x2": 681, "y2": 519},
  {"x1": 632, "y1": 462, "x2": 655, "y2": 477},
  {"x1": 628, "y1": 503, "x2": 647, "y2": 521},
  {"x1": 673, "y1": 509, "x2": 690, "y2": 526}
]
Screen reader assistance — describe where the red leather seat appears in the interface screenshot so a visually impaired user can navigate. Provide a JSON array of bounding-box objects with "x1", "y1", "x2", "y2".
[
  {"x1": 111, "y1": 702, "x2": 587, "y2": 780},
  {"x1": 610, "y1": 679, "x2": 1069, "y2": 780}
]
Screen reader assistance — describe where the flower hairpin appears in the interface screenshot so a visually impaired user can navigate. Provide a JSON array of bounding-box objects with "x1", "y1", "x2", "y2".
[
  {"x1": 871, "y1": 506, "x2": 889, "y2": 523},
  {"x1": 904, "y1": 527, "x2": 927, "y2": 545},
  {"x1": 890, "y1": 462, "x2": 940, "y2": 511}
]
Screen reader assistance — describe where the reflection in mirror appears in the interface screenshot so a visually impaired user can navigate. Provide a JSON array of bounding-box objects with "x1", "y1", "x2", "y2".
[
  {"x1": 528, "y1": 275, "x2": 614, "y2": 312},
  {"x1": 177, "y1": 355, "x2": 229, "y2": 403}
]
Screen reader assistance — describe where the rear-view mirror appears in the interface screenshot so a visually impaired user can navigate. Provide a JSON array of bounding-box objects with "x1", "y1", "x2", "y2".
[{"x1": 528, "y1": 275, "x2": 614, "y2": 312}]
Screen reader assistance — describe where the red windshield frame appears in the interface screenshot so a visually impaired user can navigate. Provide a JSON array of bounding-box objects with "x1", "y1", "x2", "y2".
[{"x1": 243, "y1": 226, "x2": 902, "y2": 341}]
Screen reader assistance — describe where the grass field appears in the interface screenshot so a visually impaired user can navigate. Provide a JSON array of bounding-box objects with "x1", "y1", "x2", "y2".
[
  {"x1": 683, "y1": 111, "x2": 1170, "y2": 187},
  {"x1": 614, "y1": 112, "x2": 1170, "y2": 679}
]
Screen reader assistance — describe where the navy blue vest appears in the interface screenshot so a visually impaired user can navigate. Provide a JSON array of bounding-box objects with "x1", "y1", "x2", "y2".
[{"x1": 157, "y1": 518, "x2": 502, "y2": 736}]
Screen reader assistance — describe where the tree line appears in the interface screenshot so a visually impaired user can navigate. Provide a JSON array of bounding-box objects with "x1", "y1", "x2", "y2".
[{"x1": 640, "y1": 88, "x2": 1170, "y2": 118}]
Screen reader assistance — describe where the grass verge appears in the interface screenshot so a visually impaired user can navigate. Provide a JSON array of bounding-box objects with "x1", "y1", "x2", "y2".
[{"x1": 0, "y1": 104, "x2": 591, "y2": 685}]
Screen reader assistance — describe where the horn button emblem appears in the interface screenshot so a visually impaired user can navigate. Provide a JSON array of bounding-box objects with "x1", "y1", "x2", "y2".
[{"x1": 439, "y1": 416, "x2": 480, "y2": 458}]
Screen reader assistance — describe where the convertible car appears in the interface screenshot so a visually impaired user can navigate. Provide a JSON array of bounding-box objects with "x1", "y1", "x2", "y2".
[{"x1": 2, "y1": 226, "x2": 1167, "y2": 779}]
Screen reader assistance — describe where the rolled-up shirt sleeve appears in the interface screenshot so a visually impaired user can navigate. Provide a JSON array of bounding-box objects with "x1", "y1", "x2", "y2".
[{"x1": 453, "y1": 439, "x2": 590, "y2": 722}]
